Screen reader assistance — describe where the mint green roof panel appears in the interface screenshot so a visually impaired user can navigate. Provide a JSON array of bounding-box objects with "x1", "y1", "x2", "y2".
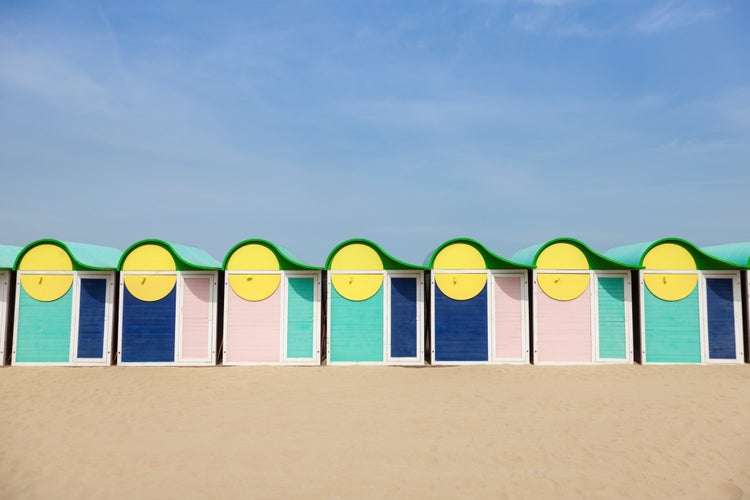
[
  {"x1": 14, "y1": 239, "x2": 121, "y2": 270},
  {"x1": 424, "y1": 238, "x2": 529, "y2": 270},
  {"x1": 325, "y1": 239, "x2": 426, "y2": 271},
  {"x1": 701, "y1": 243, "x2": 750, "y2": 268},
  {"x1": 0, "y1": 245, "x2": 22, "y2": 270},
  {"x1": 118, "y1": 239, "x2": 220, "y2": 271},
  {"x1": 223, "y1": 239, "x2": 322, "y2": 271},
  {"x1": 605, "y1": 238, "x2": 738, "y2": 271},
  {"x1": 512, "y1": 238, "x2": 633, "y2": 270}
]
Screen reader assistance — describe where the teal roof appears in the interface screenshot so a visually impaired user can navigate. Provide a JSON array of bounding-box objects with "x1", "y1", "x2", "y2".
[
  {"x1": 118, "y1": 239, "x2": 221, "y2": 271},
  {"x1": 424, "y1": 238, "x2": 529, "y2": 270},
  {"x1": 701, "y1": 242, "x2": 750, "y2": 268},
  {"x1": 512, "y1": 238, "x2": 632, "y2": 270},
  {"x1": 15, "y1": 239, "x2": 121, "y2": 270},
  {"x1": 325, "y1": 239, "x2": 426, "y2": 270},
  {"x1": 605, "y1": 238, "x2": 738, "y2": 270},
  {"x1": 0, "y1": 245, "x2": 22, "y2": 270},
  {"x1": 223, "y1": 239, "x2": 321, "y2": 270}
]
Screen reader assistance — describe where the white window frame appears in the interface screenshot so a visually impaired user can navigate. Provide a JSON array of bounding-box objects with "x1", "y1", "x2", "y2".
[
  {"x1": 70, "y1": 271, "x2": 115, "y2": 366},
  {"x1": 592, "y1": 271, "x2": 633, "y2": 364},
  {"x1": 385, "y1": 271, "x2": 424, "y2": 365},
  {"x1": 701, "y1": 271, "x2": 744, "y2": 364},
  {"x1": 0, "y1": 271, "x2": 9, "y2": 366}
]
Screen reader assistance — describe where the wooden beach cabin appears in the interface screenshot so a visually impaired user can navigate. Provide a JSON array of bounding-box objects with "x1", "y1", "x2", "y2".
[
  {"x1": 606, "y1": 238, "x2": 743, "y2": 364},
  {"x1": 512, "y1": 238, "x2": 633, "y2": 364},
  {"x1": 326, "y1": 239, "x2": 425, "y2": 365},
  {"x1": 702, "y1": 242, "x2": 750, "y2": 363},
  {"x1": 118, "y1": 240, "x2": 220, "y2": 366},
  {"x1": 12, "y1": 239, "x2": 120, "y2": 366},
  {"x1": 0, "y1": 245, "x2": 21, "y2": 365},
  {"x1": 427, "y1": 238, "x2": 530, "y2": 364},
  {"x1": 223, "y1": 239, "x2": 322, "y2": 365}
]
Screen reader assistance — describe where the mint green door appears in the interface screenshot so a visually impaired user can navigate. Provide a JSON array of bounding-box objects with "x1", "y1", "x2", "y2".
[
  {"x1": 329, "y1": 285, "x2": 383, "y2": 362},
  {"x1": 644, "y1": 286, "x2": 701, "y2": 363},
  {"x1": 15, "y1": 287, "x2": 73, "y2": 363},
  {"x1": 597, "y1": 277, "x2": 627, "y2": 360}
]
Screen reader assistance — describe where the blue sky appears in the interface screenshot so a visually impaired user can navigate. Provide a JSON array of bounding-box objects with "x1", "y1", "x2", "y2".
[{"x1": 1, "y1": 0, "x2": 748, "y2": 265}]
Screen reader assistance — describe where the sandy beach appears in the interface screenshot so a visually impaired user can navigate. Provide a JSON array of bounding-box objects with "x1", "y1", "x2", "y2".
[{"x1": 1, "y1": 364, "x2": 749, "y2": 499}]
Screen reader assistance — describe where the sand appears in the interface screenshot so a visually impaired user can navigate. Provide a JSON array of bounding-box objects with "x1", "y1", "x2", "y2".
[{"x1": 1, "y1": 365, "x2": 749, "y2": 499}]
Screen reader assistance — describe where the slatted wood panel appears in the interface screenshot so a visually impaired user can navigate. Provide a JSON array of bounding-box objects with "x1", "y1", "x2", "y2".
[
  {"x1": 535, "y1": 282, "x2": 591, "y2": 363},
  {"x1": 597, "y1": 277, "x2": 627, "y2": 360},
  {"x1": 706, "y1": 278, "x2": 737, "y2": 360},
  {"x1": 390, "y1": 277, "x2": 417, "y2": 359},
  {"x1": 15, "y1": 287, "x2": 72, "y2": 363},
  {"x1": 286, "y1": 278, "x2": 315, "y2": 359},
  {"x1": 329, "y1": 285, "x2": 383, "y2": 363},
  {"x1": 121, "y1": 287, "x2": 176, "y2": 363},
  {"x1": 494, "y1": 276, "x2": 524, "y2": 360},
  {"x1": 434, "y1": 284, "x2": 488, "y2": 362},
  {"x1": 77, "y1": 278, "x2": 107, "y2": 360},
  {"x1": 225, "y1": 286, "x2": 281, "y2": 363},
  {"x1": 644, "y1": 286, "x2": 700, "y2": 363},
  {"x1": 180, "y1": 277, "x2": 212, "y2": 362}
]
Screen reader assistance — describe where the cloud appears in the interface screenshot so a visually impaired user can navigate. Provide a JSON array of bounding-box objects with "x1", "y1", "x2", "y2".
[{"x1": 635, "y1": 2, "x2": 726, "y2": 33}]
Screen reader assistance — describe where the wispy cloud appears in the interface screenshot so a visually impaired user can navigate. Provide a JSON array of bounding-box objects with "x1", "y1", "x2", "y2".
[{"x1": 636, "y1": 2, "x2": 727, "y2": 33}]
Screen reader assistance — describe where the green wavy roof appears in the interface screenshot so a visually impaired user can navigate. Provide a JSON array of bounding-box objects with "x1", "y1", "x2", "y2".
[
  {"x1": 701, "y1": 242, "x2": 750, "y2": 268},
  {"x1": 14, "y1": 239, "x2": 121, "y2": 270},
  {"x1": 223, "y1": 239, "x2": 321, "y2": 270},
  {"x1": 605, "y1": 238, "x2": 738, "y2": 270},
  {"x1": 512, "y1": 238, "x2": 632, "y2": 270},
  {"x1": 0, "y1": 245, "x2": 22, "y2": 270},
  {"x1": 325, "y1": 239, "x2": 426, "y2": 271},
  {"x1": 118, "y1": 239, "x2": 220, "y2": 271},
  {"x1": 424, "y1": 238, "x2": 528, "y2": 269}
]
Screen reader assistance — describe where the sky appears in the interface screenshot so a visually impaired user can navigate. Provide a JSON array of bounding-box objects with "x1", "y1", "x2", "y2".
[{"x1": 1, "y1": 0, "x2": 749, "y2": 266}]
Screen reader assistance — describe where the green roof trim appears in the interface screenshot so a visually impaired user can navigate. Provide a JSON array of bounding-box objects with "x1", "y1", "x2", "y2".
[
  {"x1": 223, "y1": 239, "x2": 322, "y2": 271},
  {"x1": 424, "y1": 238, "x2": 529, "y2": 270},
  {"x1": 118, "y1": 239, "x2": 221, "y2": 271},
  {"x1": 14, "y1": 239, "x2": 121, "y2": 271},
  {"x1": 512, "y1": 238, "x2": 633, "y2": 270},
  {"x1": 325, "y1": 238, "x2": 426, "y2": 271},
  {"x1": 605, "y1": 238, "x2": 739, "y2": 270},
  {"x1": 0, "y1": 245, "x2": 22, "y2": 270},
  {"x1": 701, "y1": 243, "x2": 750, "y2": 268}
]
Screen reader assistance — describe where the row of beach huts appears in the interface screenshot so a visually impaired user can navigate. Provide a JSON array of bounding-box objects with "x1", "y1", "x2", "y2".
[{"x1": 1, "y1": 237, "x2": 749, "y2": 367}]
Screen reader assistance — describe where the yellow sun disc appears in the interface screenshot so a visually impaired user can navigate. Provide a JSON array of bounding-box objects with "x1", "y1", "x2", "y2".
[
  {"x1": 536, "y1": 243, "x2": 590, "y2": 301},
  {"x1": 642, "y1": 243, "x2": 697, "y2": 301},
  {"x1": 330, "y1": 243, "x2": 384, "y2": 301},
  {"x1": 122, "y1": 244, "x2": 177, "y2": 302},
  {"x1": 19, "y1": 244, "x2": 74, "y2": 301},
  {"x1": 433, "y1": 243, "x2": 487, "y2": 300},
  {"x1": 226, "y1": 244, "x2": 281, "y2": 301}
]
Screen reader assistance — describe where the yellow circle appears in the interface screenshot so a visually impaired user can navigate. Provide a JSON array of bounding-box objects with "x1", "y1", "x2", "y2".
[
  {"x1": 226, "y1": 244, "x2": 281, "y2": 301},
  {"x1": 643, "y1": 243, "x2": 697, "y2": 301},
  {"x1": 19, "y1": 244, "x2": 74, "y2": 301},
  {"x1": 330, "y1": 243, "x2": 384, "y2": 301},
  {"x1": 433, "y1": 243, "x2": 487, "y2": 300},
  {"x1": 536, "y1": 243, "x2": 590, "y2": 300},
  {"x1": 122, "y1": 244, "x2": 177, "y2": 302}
]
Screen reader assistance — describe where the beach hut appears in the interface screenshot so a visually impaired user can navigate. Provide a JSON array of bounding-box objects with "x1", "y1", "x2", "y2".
[
  {"x1": 12, "y1": 239, "x2": 120, "y2": 366},
  {"x1": 118, "y1": 239, "x2": 220, "y2": 366},
  {"x1": 223, "y1": 239, "x2": 322, "y2": 365},
  {"x1": 606, "y1": 238, "x2": 743, "y2": 364},
  {"x1": 426, "y1": 238, "x2": 530, "y2": 364},
  {"x1": 326, "y1": 239, "x2": 425, "y2": 365},
  {"x1": 512, "y1": 238, "x2": 633, "y2": 364},
  {"x1": 0, "y1": 245, "x2": 21, "y2": 365}
]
